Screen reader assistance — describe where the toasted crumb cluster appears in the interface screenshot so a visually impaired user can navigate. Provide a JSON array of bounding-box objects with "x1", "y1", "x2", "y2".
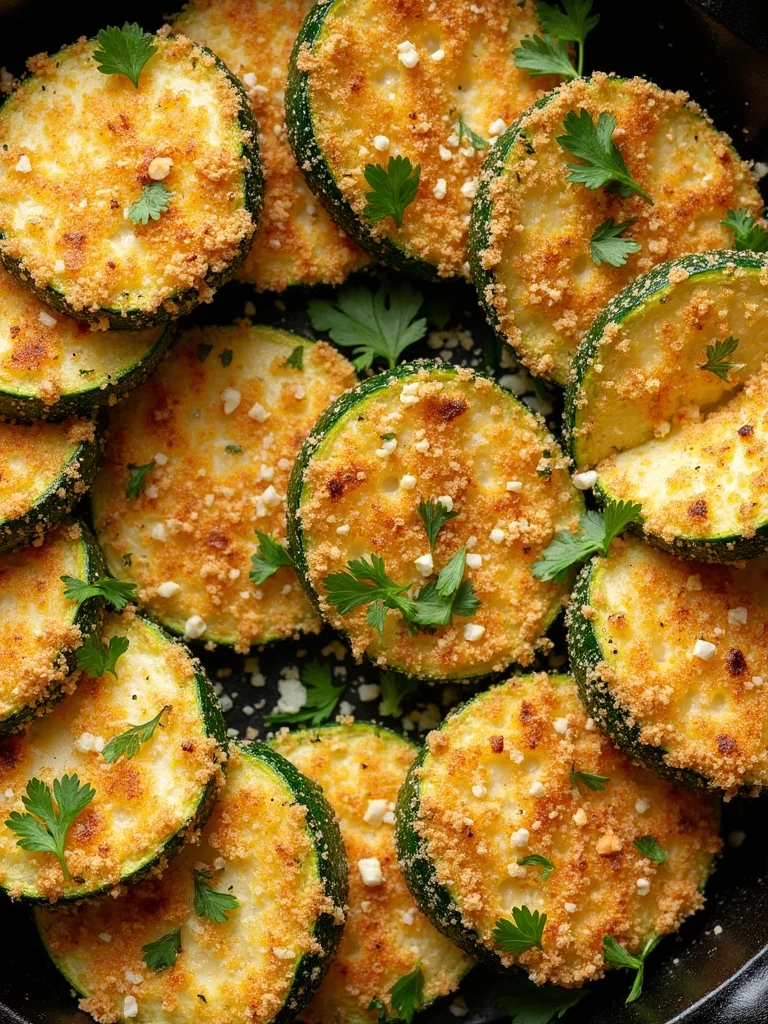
[
  {"x1": 92, "y1": 324, "x2": 357, "y2": 651},
  {"x1": 173, "y1": 0, "x2": 368, "y2": 292},
  {"x1": 300, "y1": 0, "x2": 557, "y2": 276},
  {"x1": 35, "y1": 745, "x2": 331, "y2": 1024},
  {"x1": 274, "y1": 724, "x2": 472, "y2": 1023},
  {"x1": 409, "y1": 673, "x2": 721, "y2": 987},
  {"x1": 0, "y1": 611, "x2": 222, "y2": 902},
  {"x1": 0, "y1": 33, "x2": 257, "y2": 319},
  {"x1": 478, "y1": 74, "x2": 762, "y2": 383},
  {"x1": 296, "y1": 365, "x2": 583, "y2": 679}
]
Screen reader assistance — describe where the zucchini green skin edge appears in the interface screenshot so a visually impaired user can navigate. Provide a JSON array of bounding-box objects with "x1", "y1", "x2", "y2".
[
  {"x1": 0, "y1": 323, "x2": 176, "y2": 423},
  {"x1": 0, "y1": 45, "x2": 264, "y2": 331},
  {"x1": 286, "y1": 360, "x2": 570, "y2": 681},
  {"x1": 564, "y1": 250, "x2": 768, "y2": 562},
  {"x1": 0, "y1": 519, "x2": 106, "y2": 737},
  {"x1": 285, "y1": 1, "x2": 438, "y2": 280},
  {"x1": 0, "y1": 412, "x2": 105, "y2": 555}
]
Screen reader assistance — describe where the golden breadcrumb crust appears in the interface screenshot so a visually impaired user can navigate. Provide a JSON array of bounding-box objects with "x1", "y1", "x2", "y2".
[
  {"x1": 173, "y1": 0, "x2": 368, "y2": 292},
  {"x1": 0, "y1": 34, "x2": 254, "y2": 317},
  {"x1": 36, "y1": 746, "x2": 331, "y2": 1024},
  {"x1": 92, "y1": 324, "x2": 357, "y2": 650},
  {"x1": 274, "y1": 725, "x2": 471, "y2": 1024},
  {"x1": 0, "y1": 611, "x2": 221, "y2": 901},
  {"x1": 299, "y1": 366, "x2": 582, "y2": 678},
  {"x1": 412, "y1": 673, "x2": 721, "y2": 988},
  {"x1": 303, "y1": 0, "x2": 559, "y2": 276},
  {"x1": 481, "y1": 74, "x2": 762, "y2": 382},
  {"x1": 578, "y1": 538, "x2": 768, "y2": 792}
]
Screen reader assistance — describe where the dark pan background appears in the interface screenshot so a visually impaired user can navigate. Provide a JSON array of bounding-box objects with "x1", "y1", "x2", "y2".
[{"x1": 1, "y1": 1, "x2": 768, "y2": 1022}]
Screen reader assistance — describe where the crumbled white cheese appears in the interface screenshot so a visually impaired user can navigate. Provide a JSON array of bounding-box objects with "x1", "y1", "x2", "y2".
[
  {"x1": 124, "y1": 969, "x2": 144, "y2": 985},
  {"x1": 529, "y1": 781, "x2": 546, "y2": 797},
  {"x1": 375, "y1": 437, "x2": 397, "y2": 457},
  {"x1": 53, "y1": 259, "x2": 66, "y2": 274},
  {"x1": 506, "y1": 480, "x2": 523, "y2": 493},
  {"x1": 221, "y1": 388, "x2": 241, "y2": 414},
  {"x1": 466, "y1": 535, "x2": 477, "y2": 549},
  {"x1": 439, "y1": 144, "x2": 453, "y2": 161},
  {"x1": 415, "y1": 552, "x2": 434, "y2": 576},
  {"x1": 466, "y1": 553, "x2": 483, "y2": 569},
  {"x1": 585, "y1": 717, "x2": 596, "y2": 731},
  {"x1": 150, "y1": 522, "x2": 167, "y2": 542},
  {"x1": 123, "y1": 995, "x2": 138, "y2": 1017},
  {"x1": 248, "y1": 401, "x2": 270, "y2": 422},
  {"x1": 15, "y1": 154, "x2": 31, "y2": 173},
  {"x1": 728, "y1": 606, "x2": 748, "y2": 625},
  {"x1": 358, "y1": 857, "x2": 383, "y2": 886},
  {"x1": 572, "y1": 470, "x2": 598, "y2": 490},
  {"x1": 260, "y1": 484, "x2": 281, "y2": 509},
  {"x1": 490, "y1": 528, "x2": 505, "y2": 544},
  {"x1": 636, "y1": 877, "x2": 651, "y2": 896},
  {"x1": 242, "y1": 72, "x2": 257, "y2": 87},
  {"x1": 153, "y1": 452, "x2": 168, "y2": 466},
  {"x1": 510, "y1": 827, "x2": 530, "y2": 849},
  {"x1": 400, "y1": 381, "x2": 420, "y2": 404},
  {"x1": 99, "y1": 932, "x2": 112, "y2": 943},
  {"x1": 373, "y1": 135, "x2": 390, "y2": 152},
  {"x1": 276, "y1": 677, "x2": 307, "y2": 714},
  {"x1": 401, "y1": 907, "x2": 416, "y2": 926},
  {"x1": 449, "y1": 998, "x2": 468, "y2": 1018},
  {"x1": 433, "y1": 178, "x2": 447, "y2": 200},
  {"x1": 488, "y1": 118, "x2": 507, "y2": 136},
  {"x1": 184, "y1": 615, "x2": 206, "y2": 640},
  {"x1": 157, "y1": 581, "x2": 181, "y2": 598},
  {"x1": 564, "y1": 902, "x2": 577, "y2": 913},
  {"x1": 553, "y1": 717, "x2": 569, "y2": 735},
  {"x1": 430, "y1": 48, "x2": 446, "y2": 61},
  {"x1": 471, "y1": 783, "x2": 487, "y2": 798},
  {"x1": 693, "y1": 638, "x2": 716, "y2": 660},
  {"x1": 464, "y1": 623, "x2": 486, "y2": 642},
  {"x1": 336, "y1": 524, "x2": 350, "y2": 537},
  {"x1": 38, "y1": 310, "x2": 57, "y2": 327},
  {"x1": 358, "y1": 683, "x2": 380, "y2": 703},
  {"x1": 363, "y1": 799, "x2": 389, "y2": 825},
  {"x1": 148, "y1": 156, "x2": 173, "y2": 180},
  {"x1": 460, "y1": 179, "x2": 477, "y2": 199},
  {"x1": 573, "y1": 808, "x2": 587, "y2": 826},
  {"x1": 437, "y1": 494, "x2": 453, "y2": 511},
  {"x1": 75, "y1": 732, "x2": 104, "y2": 753},
  {"x1": 400, "y1": 474, "x2": 417, "y2": 489},
  {"x1": 635, "y1": 798, "x2": 650, "y2": 814},
  {"x1": 414, "y1": 438, "x2": 430, "y2": 452},
  {"x1": 397, "y1": 40, "x2": 419, "y2": 67},
  {"x1": 273, "y1": 947, "x2": 296, "y2": 960}
]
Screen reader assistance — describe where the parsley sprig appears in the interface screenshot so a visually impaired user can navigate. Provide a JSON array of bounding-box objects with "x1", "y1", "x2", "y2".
[
  {"x1": 570, "y1": 765, "x2": 610, "y2": 792},
  {"x1": 700, "y1": 336, "x2": 744, "y2": 382},
  {"x1": 61, "y1": 575, "x2": 138, "y2": 610},
  {"x1": 93, "y1": 23, "x2": 157, "y2": 88},
  {"x1": 285, "y1": 345, "x2": 304, "y2": 370},
  {"x1": 589, "y1": 217, "x2": 641, "y2": 267},
  {"x1": 5, "y1": 775, "x2": 95, "y2": 882},
  {"x1": 126, "y1": 460, "x2": 156, "y2": 499},
  {"x1": 497, "y1": 976, "x2": 588, "y2": 1024},
  {"x1": 308, "y1": 281, "x2": 427, "y2": 370},
  {"x1": 721, "y1": 207, "x2": 768, "y2": 252},
  {"x1": 378, "y1": 670, "x2": 419, "y2": 717},
  {"x1": 264, "y1": 662, "x2": 344, "y2": 728},
  {"x1": 493, "y1": 906, "x2": 547, "y2": 955},
  {"x1": 250, "y1": 532, "x2": 294, "y2": 585},
  {"x1": 142, "y1": 928, "x2": 182, "y2": 972},
  {"x1": 418, "y1": 499, "x2": 458, "y2": 551},
  {"x1": 75, "y1": 634, "x2": 130, "y2": 679},
  {"x1": 128, "y1": 182, "x2": 172, "y2": 226},
  {"x1": 634, "y1": 836, "x2": 666, "y2": 864},
  {"x1": 514, "y1": 0, "x2": 598, "y2": 80},
  {"x1": 514, "y1": 35, "x2": 579, "y2": 80},
  {"x1": 194, "y1": 868, "x2": 240, "y2": 923},
  {"x1": 532, "y1": 499, "x2": 642, "y2": 583},
  {"x1": 557, "y1": 110, "x2": 652, "y2": 203},
  {"x1": 457, "y1": 114, "x2": 487, "y2": 150},
  {"x1": 602, "y1": 934, "x2": 662, "y2": 1004},
  {"x1": 370, "y1": 963, "x2": 425, "y2": 1024},
  {"x1": 364, "y1": 156, "x2": 421, "y2": 229},
  {"x1": 101, "y1": 706, "x2": 170, "y2": 764},
  {"x1": 517, "y1": 854, "x2": 554, "y2": 882}
]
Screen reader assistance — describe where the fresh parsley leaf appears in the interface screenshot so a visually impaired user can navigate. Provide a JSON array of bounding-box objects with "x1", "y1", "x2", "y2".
[
  {"x1": 225, "y1": 444, "x2": 243, "y2": 454},
  {"x1": 250, "y1": 531, "x2": 294, "y2": 585},
  {"x1": 589, "y1": 217, "x2": 641, "y2": 267},
  {"x1": 602, "y1": 934, "x2": 662, "y2": 1004},
  {"x1": 5, "y1": 774, "x2": 95, "y2": 882},
  {"x1": 75, "y1": 634, "x2": 129, "y2": 679},
  {"x1": 193, "y1": 868, "x2": 240, "y2": 923},
  {"x1": 531, "y1": 500, "x2": 642, "y2": 583},
  {"x1": 285, "y1": 345, "x2": 304, "y2": 370},
  {"x1": 537, "y1": 0, "x2": 599, "y2": 76},
  {"x1": 570, "y1": 765, "x2": 610, "y2": 792},
  {"x1": 61, "y1": 576, "x2": 138, "y2": 611},
  {"x1": 497, "y1": 976, "x2": 588, "y2": 1024},
  {"x1": 418, "y1": 499, "x2": 458, "y2": 551},
  {"x1": 493, "y1": 906, "x2": 547, "y2": 955},
  {"x1": 721, "y1": 207, "x2": 768, "y2": 252},
  {"x1": 101, "y1": 706, "x2": 170, "y2": 764},
  {"x1": 363, "y1": 156, "x2": 421, "y2": 229},
  {"x1": 412, "y1": 575, "x2": 481, "y2": 629},
  {"x1": 449, "y1": 579, "x2": 482, "y2": 618},
  {"x1": 219, "y1": 349, "x2": 233, "y2": 368},
  {"x1": 517, "y1": 854, "x2": 554, "y2": 882},
  {"x1": 513, "y1": 34, "x2": 578, "y2": 80},
  {"x1": 324, "y1": 554, "x2": 415, "y2": 624},
  {"x1": 142, "y1": 928, "x2": 181, "y2": 972},
  {"x1": 92, "y1": 23, "x2": 157, "y2": 88},
  {"x1": 700, "y1": 336, "x2": 744, "y2": 382},
  {"x1": 308, "y1": 281, "x2": 427, "y2": 370},
  {"x1": 127, "y1": 182, "x2": 172, "y2": 226},
  {"x1": 633, "y1": 836, "x2": 666, "y2": 864},
  {"x1": 557, "y1": 110, "x2": 652, "y2": 203},
  {"x1": 378, "y1": 670, "x2": 418, "y2": 717},
  {"x1": 197, "y1": 343, "x2": 213, "y2": 362},
  {"x1": 390, "y1": 962, "x2": 424, "y2": 1024},
  {"x1": 435, "y1": 547, "x2": 466, "y2": 598},
  {"x1": 264, "y1": 661, "x2": 344, "y2": 727},
  {"x1": 458, "y1": 114, "x2": 487, "y2": 150},
  {"x1": 125, "y1": 460, "x2": 156, "y2": 499}
]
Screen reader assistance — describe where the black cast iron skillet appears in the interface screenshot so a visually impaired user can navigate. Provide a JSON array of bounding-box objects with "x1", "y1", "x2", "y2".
[{"x1": 0, "y1": 1, "x2": 767, "y2": 1022}]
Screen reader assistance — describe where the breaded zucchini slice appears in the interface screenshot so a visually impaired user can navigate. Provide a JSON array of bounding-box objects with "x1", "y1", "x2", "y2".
[
  {"x1": 0, "y1": 268, "x2": 173, "y2": 421},
  {"x1": 287, "y1": 0, "x2": 560, "y2": 279},
  {"x1": 0, "y1": 32, "x2": 262, "y2": 328},
  {"x1": 0, "y1": 611, "x2": 225, "y2": 903},
  {"x1": 172, "y1": 0, "x2": 369, "y2": 293},
  {"x1": 395, "y1": 673, "x2": 721, "y2": 987},
  {"x1": 91, "y1": 324, "x2": 357, "y2": 651},
  {"x1": 273, "y1": 723, "x2": 473, "y2": 1024},
  {"x1": 288, "y1": 362, "x2": 583, "y2": 680},
  {"x1": 0, "y1": 519, "x2": 104, "y2": 735},
  {"x1": 569, "y1": 537, "x2": 768, "y2": 795},
  {"x1": 35, "y1": 742, "x2": 348, "y2": 1024},
  {"x1": 565, "y1": 251, "x2": 768, "y2": 561},
  {"x1": 469, "y1": 73, "x2": 762, "y2": 383},
  {"x1": 0, "y1": 414, "x2": 103, "y2": 554}
]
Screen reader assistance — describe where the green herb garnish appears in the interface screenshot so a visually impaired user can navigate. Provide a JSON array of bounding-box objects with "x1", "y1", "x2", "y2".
[
  {"x1": 285, "y1": 345, "x2": 304, "y2": 370},
  {"x1": 557, "y1": 110, "x2": 652, "y2": 203},
  {"x1": 570, "y1": 765, "x2": 610, "y2": 792},
  {"x1": 390, "y1": 963, "x2": 424, "y2": 1024},
  {"x1": 101, "y1": 706, "x2": 170, "y2": 764},
  {"x1": 493, "y1": 906, "x2": 547, "y2": 954},
  {"x1": 497, "y1": 976, "x2": 588, "y2": 1024},
  {"x1": 457, "y1": 114, "x2": 487, "y2": 150},
  {"x1": 61, "y1": 576, "x2": 138, "y2": 611},
  {"x1": 514, "y1": 35, "x2": 579, "y2": 80},
  {"x1": 517, "y1": 854, "x2": 555, "y2": 882},
  {"x1": 537, "y1": 0, "x2": 599, "y2": 76},
  {"x1": 197, "y1": 343, "x2": 213, "y2": 362},
  {"x1": 532, "y1": 499, "x2": 642, "y2": 583},
  {"x1": 418, "y1": 498, "x2": 458, "y2": 551},
  {"x1": 142, "y1": 928, "x2": 182, "y2": 972},
  {"x1": 127, "y1": 182, "x2": 172, "y2": 226},
  {"x1": 193, "y1": 868, "x2": 240, "y2": 923},
  {"x1": 225, "y1": 444, "x2": 243, "y2": 454},
  {"x1": 92, "y1": 23, "x2": 157, "y2": 88},
  {"x1": 219, "y1": 349, "x2": 233, "y2": 368},
  {"x1": 125, "y1": 460, "x2": 156, "y2": 499},
  {"x1": 602, "y1": 934, "x2": 662, "y2": 1004},
  {"x1": 721, "y1": 207, "x2": 768, "y2": 252},
  {"x1": 363, "y1": 156, "x2": 421, "y2": 229},
  {"x1": 633, "y1": 836, "x2": 666, "y2": 864},
  {"x1": 75, "y1": 634, "x2": 129, "y2": 679},
  {"x1": 589, "y1": 217, "x2": 641, "y2": 267},
  {"x1": 249, "y1": 531, "x2": 294, "y2": 585},
  {"x1": 378, "y1": 670, "x2": 419, "y2": 717},
  {"x1": 700, "y1": 336, "x2": 744, "y2": 382},
  {"x1": 264, "y1": 662, "x2": 344, "y2": 728}
]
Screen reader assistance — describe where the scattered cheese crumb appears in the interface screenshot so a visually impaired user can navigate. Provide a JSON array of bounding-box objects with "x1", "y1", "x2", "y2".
[
  {"x1": 358, "y1": 857, "x2": 383, "y2": 886},
  {"x1": 572, "y1": 470, "x2": 598, "y2": 490},
  {"x1": 553, "y1": 717, "x2": 569, "y2": 735},
  {"x1": 75, "y1": 732, "x2": 104, "y2": 753},
  {"x1": 636, "y1": 877, "x2": 651, "y2": 896},
  {"x1": 490, "y1": 527, "x2": 505, "y2": 544},
  {"x1": 510, "y1": 827, "x2": 530, "y2": 849},
  {"x1": 157, "y1": 581, "x2": 181, "y2": 598},
  {"x1": 693, "y1": 638, "x2": 716, "y2": 660},
  {"x1": 248, "y1": 402, "x2": 270, "y2": 422},
  {"x1": 123, "y1": 996, "x2": 138, "y2": 1018},
  {"x1": 464, "y1": 623, "x2": 486, "y2": 642},
  {"x1": 400, "y1": 474, "x2": 417, "y2": 489},
  {"x1": 529, "y1": 781, "x2": 545, "y2": 797},
  {"x1": 363, "y1": 799, "x2": 389, "y2": 825},
  {"x1": 221, "y1": 388, "x2": 241, "y2": 415},
  {"x1": 728, "y1": 606, "x2": 748, "y2": 625},
  {"x1": 506, "y1": 480, "x2": 523, "y2": 493},
  {"x1": 99, "y1": 933, "x2": 112, "y2": 943},
  {"x1": 564, "y1": 902, "x2": 577, "y2": 913},
  {"x1": 38, "y1": 310, "x2": 57, "y2": 327},
  {"x1": 148, "y1": 156, "x2": 173, "y2": 180},
  {"x1": 54, "y1": 259, "x2": 66, "y2": 274},
  {"x1": 373, "y1": 135, "x2": 390, "y2": 152},
  {"x1": 437, "y1": 494, "x2": 453, "y2": 511},
  {"x1": 472, "y1": 783, "x2": 487, "y2": 798},
  {"x1": 184, "y1": 615, "x2": 206, "y2": 640},
  {"x1": 488, "y1": 118, "x2": 507, "y2": 136},
  {"x1": 358, "y1": 683, "x2": 380, "y2": 702},
  {"x1": 635, "y1": 798, "x2": 650, "y2": 814},
  {"x1": 433, "y1": 178, "x2": 447, "y2": 200},
  {"x1": 430, "y1": 48, "x2": 446, "y2": 62},
  {"x1": 397, "y1": 40, "x2": 419, "y2": 67},
  {"x1": 466, "y1": 553, "x2": 483, "y2": 569},
  {"x1": 15, "y1": 154, "x2": 31, "y2": 173},
  {"x1": 573, "y1": 808, "x2": 587, "y2": 826}
]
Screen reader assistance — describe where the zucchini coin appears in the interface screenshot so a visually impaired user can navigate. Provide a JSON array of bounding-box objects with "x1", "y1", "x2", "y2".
[
  {"x1": 569, "y1": 536, "x2": 768, "y2": 795},
  {"x1": 0, "y1": 519, "x2": 105, "y2": 736},
  {"x1": 287, "y1": 0, "x2": 559, "y2": 278},
  {"x1": 566, "y1": 251, "x2": 768, "y2": 561},
  {"x1": 0, "y1": 611, "x2": 226, "y2": 902},
  {"x1": 173, "y1": 0, "x2": 369, "y2": 293},
  {"x1": 0, "y1": 32, "x2": 262, "y2": 328},
  {"x1": 396, "y1": 673, "x2": 721, "y2": 986},
  {"x1": 35, "y1": 742, "x2": 348, "y2": 1024},
  {"x1": 0, "y1": 414, "x2": 103, "y2": 554},
  {"x1": 288, "y1": 362, "x2": 583, "y2": 680},
  {"x1": 91, "y1": 323, "x2": 357, "y2": 651},
  {"x1": 273, "y1": 723, "x2": 472, "y2": 1024},
  {"x1": 470, "y1": 74, "x2": 761, "y2": 383}
]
